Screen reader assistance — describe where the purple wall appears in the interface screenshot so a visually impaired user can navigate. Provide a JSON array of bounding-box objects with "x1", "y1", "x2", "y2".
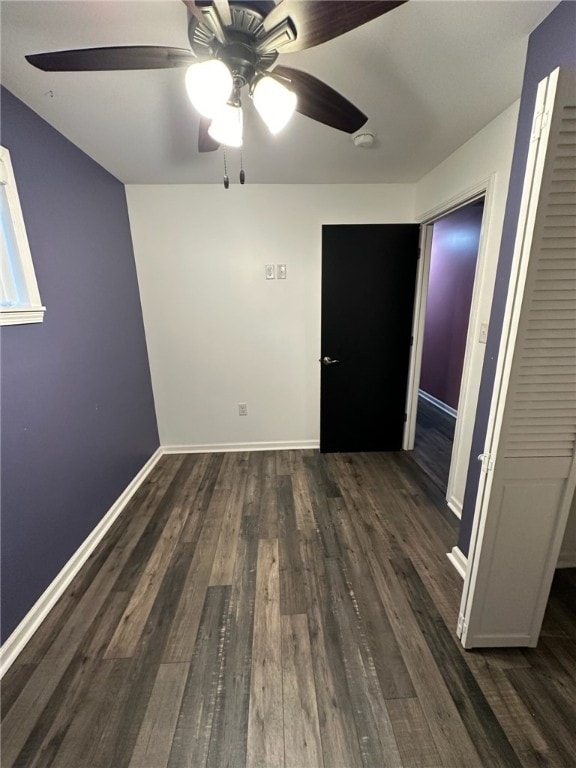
[
  {"x1": 458, "y1": 1, "x2": 576, "y2": 556},
  {"x1": 0, "y1": 87, "x2": 159, "y2": 642},
  {"x1": 420, "y1": 201, "x2": 483, "y2": 410}
]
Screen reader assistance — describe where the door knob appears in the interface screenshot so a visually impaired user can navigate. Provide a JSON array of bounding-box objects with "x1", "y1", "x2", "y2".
[{"x1": 320, "y1": 356, "x2": 340, "y2": 366}]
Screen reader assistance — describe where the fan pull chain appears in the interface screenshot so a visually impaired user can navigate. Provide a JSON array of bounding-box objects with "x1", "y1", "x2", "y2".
[
  {"x1": 239, "y1": 152, "x2": 245, "y2": 185},
  {"x1": 223, "y1": 149, "x2": 229, "y2": 189},
  {"x1": 222, "y1": 149, "x2": 246, "y2": 188}
]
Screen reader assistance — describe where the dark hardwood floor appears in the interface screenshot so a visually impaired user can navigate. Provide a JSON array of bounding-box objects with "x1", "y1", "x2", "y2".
[
  {"x1": 411, "y1": 395, "x2": 456, "y2": 494},
  {"x1": 2, "y1": 450, "x2": 575, "y2": 767}
]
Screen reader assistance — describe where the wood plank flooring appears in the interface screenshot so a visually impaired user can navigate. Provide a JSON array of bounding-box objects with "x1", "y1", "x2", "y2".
[
  {"x1": 412, "y1": 396, "x2": 456, "y2": 493},
  {"x1": 2, "y1": 450, "x2": 575, "y2": 767}
]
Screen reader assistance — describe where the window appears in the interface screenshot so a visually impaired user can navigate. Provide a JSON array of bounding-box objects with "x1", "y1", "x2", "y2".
[{"x1": 0, "y1": 145, "x2": 45, "y2": 325}]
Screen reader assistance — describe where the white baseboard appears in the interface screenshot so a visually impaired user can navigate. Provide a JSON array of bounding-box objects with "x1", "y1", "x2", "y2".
[
  {"x1": 447, "y1": 546, "x2": 468, "y2": 579},
  {"x1": 0, "y1": 447, "x2": 163, "y2": 678},
  {"x1": 447, "y1": 497, "x2": 463, "y2": 520},
  {"x1": 163, "y1": 440, "x2": 319, "y2": 454},
  {"x1": 462, "y1": 633, "x2": 536, "y2": 649},
  {"x1": 1, "y1": 440, "x2": 322, "y2": 674},
  {"x1": 418, "y1": 389, "x2": 457, "y2": 419}
]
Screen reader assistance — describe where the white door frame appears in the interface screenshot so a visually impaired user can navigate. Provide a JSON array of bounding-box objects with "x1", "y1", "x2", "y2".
[{"x1": 404, "y1": 176, "x2": 496, "y2": 518}]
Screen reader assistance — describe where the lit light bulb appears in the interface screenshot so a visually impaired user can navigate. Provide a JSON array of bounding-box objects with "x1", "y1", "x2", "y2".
[
  {"x1": 185, "y1": 59, "x2": 233, "y2": 118},
  {"x1": 208, "y1": 103, "x2": 243, "y2": 147},
  {"x1": 252, "y1": 76, "x2": 297, "y2": 134}
]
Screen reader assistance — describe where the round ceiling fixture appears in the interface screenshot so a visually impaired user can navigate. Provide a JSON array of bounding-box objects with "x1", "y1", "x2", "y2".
[{"x1": 353, "y1": 131, "x2": 376, "y2": 148}]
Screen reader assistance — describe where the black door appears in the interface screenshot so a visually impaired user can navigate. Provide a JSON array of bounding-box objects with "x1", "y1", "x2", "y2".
[{"x1": 320, "y1": 224, "x2": 420, "y2": 452}]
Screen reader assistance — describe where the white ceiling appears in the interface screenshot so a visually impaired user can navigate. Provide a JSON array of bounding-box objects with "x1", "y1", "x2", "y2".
[{"x1": 0, "y1": 0, "x2": 559, "y2": 184}]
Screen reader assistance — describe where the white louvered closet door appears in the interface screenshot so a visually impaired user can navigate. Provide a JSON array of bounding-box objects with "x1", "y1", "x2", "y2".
[{"x1": 459, "y1": 67, "x2": 576, "y2": 649}]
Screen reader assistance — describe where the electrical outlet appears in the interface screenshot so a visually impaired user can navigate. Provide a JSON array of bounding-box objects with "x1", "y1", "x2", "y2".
[
  {"x1": 277, "y1": 264, "x2": 286, "y2": 279},
  {"x1": 265, "y1": 265, "x2": 275, "y2": 280},
  {"x1": 238, "y1": 403, "x2": 248, "y2": 416}
]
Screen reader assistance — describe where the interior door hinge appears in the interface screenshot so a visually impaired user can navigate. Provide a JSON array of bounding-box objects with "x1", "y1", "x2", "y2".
[
  {"x1": 404, "y1": 412, "x2": 408, "y2": 423},
  {"x1": 531, "y1": 109, "x2": 549, "y2": 141},
  {"x1": 410, "y1": 335, "x2": 414, "y2": 346},
  {"x1": 457, "y1": 612, "x2": 467, "y2": 638},
  {"x1": 478, "y1": 452, "x2": 494, "y2": 474}
]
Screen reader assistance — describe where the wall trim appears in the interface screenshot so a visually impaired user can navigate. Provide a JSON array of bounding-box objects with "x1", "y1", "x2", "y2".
[
  {"x1": 163, "y1": 440, "x2": 319, "y2": 454},
  {"x1": 417, "y1": 176, "x2": 492, "y2": 223},
  {"x1": 447, "y1": 546, "x2": 468, "y2": 579},
  {"x1": 0, "y1": 447, "x2": 163, "y2": 678},
  {"x1": 418, "y1": 389, "x2": 457, "y2": 419},
  {"x1": 458, "y1": 633, "x2": 534, "y2": 649},
  {"x1": 447, "y1": 497, "x2": 463, "y2": 520},
  {"x1": 0, "y1": 305, "x2": 46, "y2": 326}
]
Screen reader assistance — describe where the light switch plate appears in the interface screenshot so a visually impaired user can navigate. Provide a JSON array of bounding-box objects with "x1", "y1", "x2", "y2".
[{"x1": 277, "y1": 264, "x2": 286, "y2": 279}]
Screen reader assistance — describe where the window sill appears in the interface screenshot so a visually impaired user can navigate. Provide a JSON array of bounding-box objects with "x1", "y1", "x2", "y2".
[{"x1": 0, "y1": 306, "x2": 46, "y2": 326}]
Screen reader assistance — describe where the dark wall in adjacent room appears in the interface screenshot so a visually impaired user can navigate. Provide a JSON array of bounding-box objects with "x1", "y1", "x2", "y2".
[
  {"x1": 458, "y1": 0, "x2": 576, "y2": 557},
  {"x1": 420, "y1": 201, "x2": 483, "y2": 411},
  {"x1": 0, "y1": 87, "x2": 159, "y2": 642}
]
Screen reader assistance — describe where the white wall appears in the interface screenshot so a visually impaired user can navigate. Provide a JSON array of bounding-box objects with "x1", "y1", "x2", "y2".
[
  {"x1": 127, "y1": 104, "x2": 519, "y2": 457},
  {"x1": 126, "y1": 184, "x2": 415, "y2": 449},
  {"x1": 414, "y1": 100, "x2": 520, "y2": 516}
]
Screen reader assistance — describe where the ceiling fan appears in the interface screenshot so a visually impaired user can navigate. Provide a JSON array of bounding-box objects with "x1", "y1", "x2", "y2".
[{"x1": 26, "y1": 0, "x2": 406, "y2": 152}]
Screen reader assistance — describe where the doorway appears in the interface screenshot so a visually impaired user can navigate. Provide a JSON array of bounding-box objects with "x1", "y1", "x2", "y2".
[{"x1": 412, "y1": 200, "x2": 485, "y2": 493}]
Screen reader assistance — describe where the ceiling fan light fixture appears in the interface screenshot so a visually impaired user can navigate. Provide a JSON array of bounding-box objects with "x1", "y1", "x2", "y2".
[
  {"x1": 252, "y1": 75, "x2": 297, "y2": 135},
  {"x1": 208, "y1": 103, "x2": 243, "y2": 147},
  {"x1": 185, "y1": 59, "x2": 233, "y2": 118}
]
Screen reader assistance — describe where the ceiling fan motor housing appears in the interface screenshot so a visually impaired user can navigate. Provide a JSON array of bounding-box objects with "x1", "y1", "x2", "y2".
[
  {"x1": 216, "y1": 40, "x2": 259, "y2": 85},
  {"x1": 188, "y1": 4, "x2": 279, "y2": 85}
]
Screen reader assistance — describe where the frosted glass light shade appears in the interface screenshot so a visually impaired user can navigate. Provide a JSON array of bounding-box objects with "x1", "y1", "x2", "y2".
[
  {"x1": 185, "y1": 60, "x2": 233, "y2": 118},
  {"x1": 208, "y1": 104, "x2": 243, "y2": 147},
  {"x1": 253, "y1": 76, "x2": 297, "y2": 134}
]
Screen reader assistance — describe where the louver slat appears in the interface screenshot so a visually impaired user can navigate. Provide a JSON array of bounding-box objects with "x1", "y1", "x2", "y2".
[{"x1": 503, "y1": 99, "x2": 576, "y2": 460}]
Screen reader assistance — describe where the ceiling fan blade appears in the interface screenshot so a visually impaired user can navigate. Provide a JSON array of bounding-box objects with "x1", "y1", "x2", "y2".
[
  {"x1": 273, "y1": 65, "x2": 367, "y2": 134},
  {"x1": 213, "y1": 0, "x2": 232, "y2": 26},
  {"x1": 261, "y1": 1, "x2": 406, "y2": 54},
  {"x1": 182, "y1": 0, "x2": 205, "y2": 25},
  {"x1": 26, "y1": 46, "x2": 195, "y2": 72},
  {"x1": 198, "y1": 117, "x2": 220, "y2": 152}
]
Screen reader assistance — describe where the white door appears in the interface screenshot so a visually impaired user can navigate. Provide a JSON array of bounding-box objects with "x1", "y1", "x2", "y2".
[{"x1": 458, "y1": 67, "x2": 576, "y2": 649}]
